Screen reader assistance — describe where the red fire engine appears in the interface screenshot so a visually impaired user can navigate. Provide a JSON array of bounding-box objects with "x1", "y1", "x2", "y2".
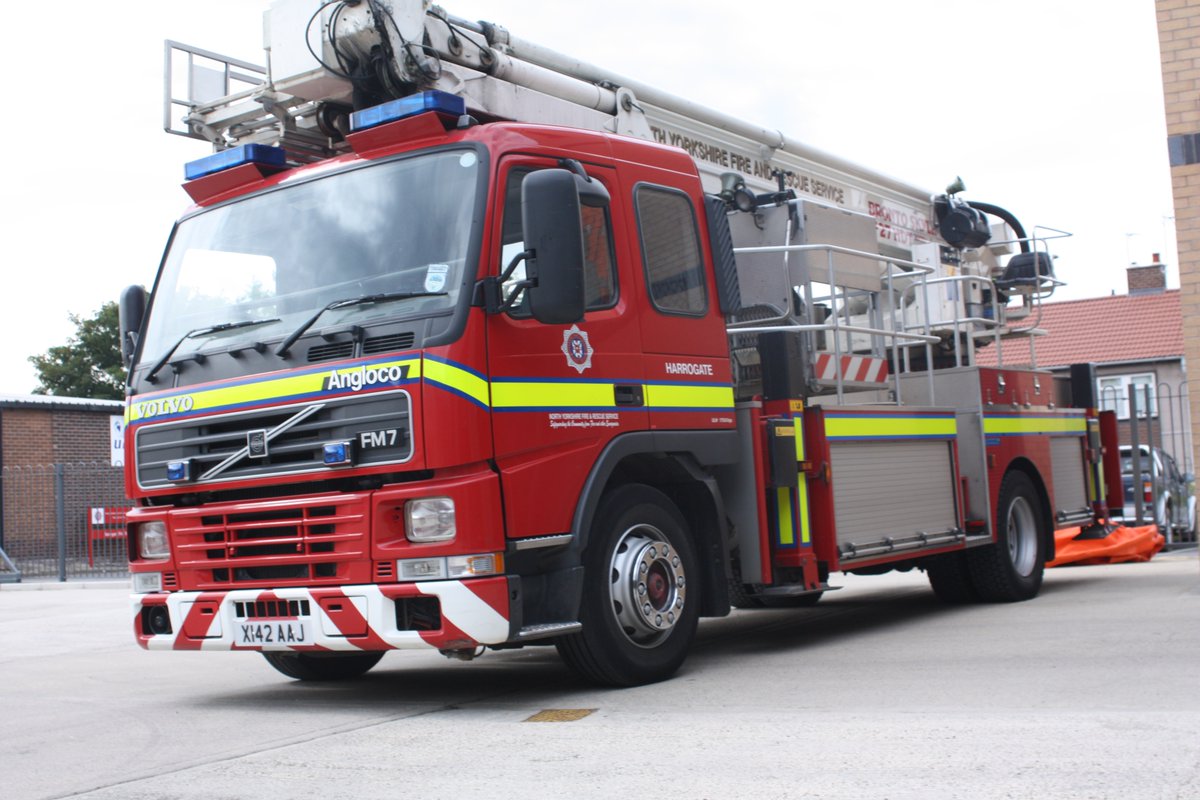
[{"x1": 120, "y1": 0, "x2": 1119, "y2": 685}]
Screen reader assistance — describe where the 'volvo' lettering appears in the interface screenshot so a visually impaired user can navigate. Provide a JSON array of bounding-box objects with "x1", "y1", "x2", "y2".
[
  {"x1": 323, "y1": 364, "x2": 410, "y2": 392},
  {"x1": 132, "y1": 394, "x2": 196, "y2": 420}
]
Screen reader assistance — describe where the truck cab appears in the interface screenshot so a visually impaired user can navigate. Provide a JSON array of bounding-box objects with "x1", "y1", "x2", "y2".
[{"x1": 123, "y1": 97, "x2": 741, "y2": 684}]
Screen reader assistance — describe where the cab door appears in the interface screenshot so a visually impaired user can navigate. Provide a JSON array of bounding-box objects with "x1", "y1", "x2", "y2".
[
  {"x1": 486, "y1": 155, "x2": 647, "y2": 538},
  {"x1": 625, "y1": 166, "x2": 735, "y2": 433}
]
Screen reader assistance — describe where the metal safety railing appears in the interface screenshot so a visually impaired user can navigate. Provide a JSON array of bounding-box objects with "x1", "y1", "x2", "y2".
[
  {"x1": 1100, "y1": 381, "x2": 1197, "y2": 548},
  {"x1": 0, "y1": 463, "x2": 130, "y2": 583},
  {"x1": 899, "y1": 274, "x2": 1003, "y2": 369},
  {"x1": 728, "y1": 242, "x2": 940, "y2": 405},
  {"x1": 164, "y1": 40, "x2": 267, "y2": 140}
]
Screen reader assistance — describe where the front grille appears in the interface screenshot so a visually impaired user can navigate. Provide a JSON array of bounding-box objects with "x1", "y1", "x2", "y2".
[
  {"x1": 136, "y1": 390, "x2": 412, "y2": 489},
  {"x1": 171, "y1": 493, "x2": 372, "y2": 589}
]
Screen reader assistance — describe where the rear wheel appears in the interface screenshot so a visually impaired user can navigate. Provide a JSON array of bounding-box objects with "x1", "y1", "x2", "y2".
[
  {"x1": 966, "y1": 471, "x2": 1045, "y2": 602},
  {"x1": 556, "y1": 484, "x2": 699, "y2": 686},
  {"x1": 262, "y1": 651, "x2": 383, "y2": 681},
  {"x1": 925, "y1": 552, "x2": 979, "y2": 604}
]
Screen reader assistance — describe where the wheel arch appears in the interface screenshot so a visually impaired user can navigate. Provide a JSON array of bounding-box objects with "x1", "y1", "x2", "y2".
[{"x1": 570, "y1": 431, "x2": 739, "y2": 618}]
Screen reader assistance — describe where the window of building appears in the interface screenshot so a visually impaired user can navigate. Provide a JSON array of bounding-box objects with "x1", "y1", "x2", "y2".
[
  {"x1": 635, "y1": 185, "x2": 707, "y2": 316},
  {"x1": 1098, "y1": 373, "x2": 1157, "y2": 419}
]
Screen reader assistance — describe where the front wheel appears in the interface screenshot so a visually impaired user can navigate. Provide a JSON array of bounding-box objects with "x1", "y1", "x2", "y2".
[
  {"x1": 262, "y1": 651, "x2": 383, "y2": 681},
  {"x1": 556, "y1": 484, "x2": 699, "y2": 686},
  {"x1": 966, "y1": 470, "x2": 1045, "y2": 602}
]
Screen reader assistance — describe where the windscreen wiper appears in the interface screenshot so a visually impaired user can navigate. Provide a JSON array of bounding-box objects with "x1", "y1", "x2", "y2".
[
  {"x1": 275, "y1": 291, "x2": 447, "y2": 357},
  {"x1": 144, "y1": 318, "x2": 281, "y2": 383}
]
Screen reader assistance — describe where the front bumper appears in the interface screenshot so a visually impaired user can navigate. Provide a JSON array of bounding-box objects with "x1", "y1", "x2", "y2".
[{"x1": 133, "y1": 577, "x2": 513, "y2": 652}]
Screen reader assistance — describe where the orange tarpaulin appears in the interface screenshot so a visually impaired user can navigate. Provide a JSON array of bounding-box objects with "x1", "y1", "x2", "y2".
[{"x1": 1047, "y1": 524, "x2": 1165, "y2": 568}]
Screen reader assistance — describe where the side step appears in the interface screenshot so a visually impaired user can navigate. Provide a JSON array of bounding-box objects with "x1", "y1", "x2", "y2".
[
  {"x1": 754, "y1": 582, "x2": 838, "y2": 598},
  {"x1": 516, "y1": 622, "x2": 582, "y2": 642}
]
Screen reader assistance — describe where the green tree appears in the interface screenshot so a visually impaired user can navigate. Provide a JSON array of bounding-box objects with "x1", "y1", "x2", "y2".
[{"x1": 29, "y1": 302, "x2": 124, "y2": 400}]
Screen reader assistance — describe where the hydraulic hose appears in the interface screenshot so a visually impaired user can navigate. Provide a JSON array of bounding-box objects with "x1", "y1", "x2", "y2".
[{"x1": 966, "y1": 200, "x2": 1029, "y2": 253}]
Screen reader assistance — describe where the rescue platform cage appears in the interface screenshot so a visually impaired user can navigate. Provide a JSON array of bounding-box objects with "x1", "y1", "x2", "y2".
[
  {"x1": 1101, "y1": 380, "x2": 1197, "y2": 548},
  {"x1": 0, "y1": 463, "x2": 130, "y2": 582},
  {"x1": 726, "y1": 229, "x2": 1068, "y2": 405}
]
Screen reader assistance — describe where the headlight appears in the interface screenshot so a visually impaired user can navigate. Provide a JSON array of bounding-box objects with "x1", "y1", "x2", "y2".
[
  {"x1": 135, "y1": 521, "x2": 170, "y2": 560},
  {"x1": 405, "y1": 498, "x2": 456, "y2": 542}
]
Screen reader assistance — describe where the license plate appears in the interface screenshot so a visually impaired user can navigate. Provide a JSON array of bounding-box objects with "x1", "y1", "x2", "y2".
[{"x1": 236, "y1": 620, "x2": 312, "y2": 648}]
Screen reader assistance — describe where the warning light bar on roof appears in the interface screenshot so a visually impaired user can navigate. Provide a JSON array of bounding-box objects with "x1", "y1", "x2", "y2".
[
  {"x1": 184, "y1": 144, "x2": 288, "y2": 181},
  {"x1": 349, "y1": 90, "x2": 466, "y2": 132}
]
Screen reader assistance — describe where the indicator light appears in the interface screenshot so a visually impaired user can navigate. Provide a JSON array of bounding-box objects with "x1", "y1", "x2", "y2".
[
  {"x1": 166, "y1": 460, "x2": 192, "y2": 482},
  {"x1": 323, "y1": 441, "x2": 354, "y2": 466}
]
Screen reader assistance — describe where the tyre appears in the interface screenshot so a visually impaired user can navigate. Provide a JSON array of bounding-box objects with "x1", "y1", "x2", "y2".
[
  {"x1": 966, "y1": 470, "x2": 1045, "y2": 602},
  {"x1": 555, "y1": 484, "x2": 700, "y2": 686},
  {"x1": 262, "y1": 651, "x2": 384, "y2": 681},
  {"x1": 925, "y1": 552, "x2": 979, "y2": 604}
]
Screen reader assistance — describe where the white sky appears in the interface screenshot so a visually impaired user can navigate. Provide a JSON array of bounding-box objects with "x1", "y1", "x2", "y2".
[{"x1": 0, "y1": 0, "x2": 1173, "y2": 395}]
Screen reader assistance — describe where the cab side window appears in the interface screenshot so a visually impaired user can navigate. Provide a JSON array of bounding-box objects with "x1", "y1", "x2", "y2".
[
  {"x1": 635, "y1": 185, "x2": 707, "y2": 316},
  {"x1": 500, "y1": 168, "x2": 618, "y2": 315}
]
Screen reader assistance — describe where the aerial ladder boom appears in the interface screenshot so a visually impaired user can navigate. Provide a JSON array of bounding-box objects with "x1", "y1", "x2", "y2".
[{"x1": 168, "y1": 0, "x2": 1064, "y2": 391}]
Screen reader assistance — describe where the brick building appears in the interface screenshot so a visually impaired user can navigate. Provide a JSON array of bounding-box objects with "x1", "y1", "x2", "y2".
[
  {"x1": 1157, "y1": 0, "x2": 1200, "y2": 480},
  {"x1": 0, "y1": 394, "x2": 125, "y2": 555}
]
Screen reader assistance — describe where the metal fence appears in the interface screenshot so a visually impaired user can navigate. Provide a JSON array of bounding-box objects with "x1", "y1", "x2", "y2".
[
  {"x1": 1100, "y1": 380, "x2": 1198, "y2": 548},
  {"x1": 0, "y1": 463, "x2": 130, "y2": 582}
]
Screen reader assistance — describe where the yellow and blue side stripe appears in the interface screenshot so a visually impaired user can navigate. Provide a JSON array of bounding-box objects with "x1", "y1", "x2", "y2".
[
  {"x1": 422, "y1": 354, "x2": 490, "y2": 410},
  {"x1": 126, "y1": 353, "x2": 422, "y2": 426},
  {"x1": 983, "y1": 413, "x2": 1087, "y2": 447},
  {"x1": 126, "y1": 354, "x2": 734, "y2": 426},
  {"x1": 824, "y1": 411, "x2": 957, "y2": 442}
]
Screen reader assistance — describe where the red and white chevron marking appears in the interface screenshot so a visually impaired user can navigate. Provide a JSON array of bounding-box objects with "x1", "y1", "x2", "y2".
[
  {"x1": 814, "y1": 354, "x2": 890, "y2": 384},
  {"x1": 133, "y1": 579, "x2": 510, "y2": 652}
]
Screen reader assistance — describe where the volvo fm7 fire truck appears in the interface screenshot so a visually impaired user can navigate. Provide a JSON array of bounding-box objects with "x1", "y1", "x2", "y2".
[{"x1": 121, "y1": 0, "x2": 1121, "y2": 685}]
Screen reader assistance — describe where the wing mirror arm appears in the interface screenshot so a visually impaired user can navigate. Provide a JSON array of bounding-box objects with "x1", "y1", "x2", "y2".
[{"x1": 478, "y1": 249, "x2": 535, "y2": 314}]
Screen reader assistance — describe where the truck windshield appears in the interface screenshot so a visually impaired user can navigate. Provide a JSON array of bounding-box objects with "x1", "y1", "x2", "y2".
[{"x1": 139, "y1": 149, "x2": 482, "y2": 366}]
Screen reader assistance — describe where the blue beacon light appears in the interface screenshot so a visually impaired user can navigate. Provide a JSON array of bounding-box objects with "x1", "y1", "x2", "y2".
[
  {"x1": 184, "y1": 144, "x2": 288, "y2": 181},
  {"x1": 349, "y1": 90, "x2": 466, "y2": 132}
]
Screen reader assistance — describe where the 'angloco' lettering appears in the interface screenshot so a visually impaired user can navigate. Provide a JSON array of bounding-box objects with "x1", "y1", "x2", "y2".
[{"x1": 323, "y1": 364, "x2": 410, "y2": 392}]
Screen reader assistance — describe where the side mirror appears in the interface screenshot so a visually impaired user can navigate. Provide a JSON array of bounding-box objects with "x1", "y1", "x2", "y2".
[
  {"x1": 118, "y1": 285, "x2": 148, "y2": 368},
  {"x1": 522, "y1": 169, "x2": 587, "y2": 325}
]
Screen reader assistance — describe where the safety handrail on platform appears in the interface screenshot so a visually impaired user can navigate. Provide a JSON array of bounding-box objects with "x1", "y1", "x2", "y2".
[
  {"x1": 729, "y1": 242, "x2": 939, "y2": 404},
  {"x1": 164, "y1": 41, "x2": 267, "y2": 140},
  {"x1": 900, "y1": 274, "x2": 1004, "y2": 370}
]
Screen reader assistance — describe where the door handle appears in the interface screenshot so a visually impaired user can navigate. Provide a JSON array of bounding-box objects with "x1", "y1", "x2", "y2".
[{"x1": 614, "y1": 384, "x2": 644, "y2": 407}]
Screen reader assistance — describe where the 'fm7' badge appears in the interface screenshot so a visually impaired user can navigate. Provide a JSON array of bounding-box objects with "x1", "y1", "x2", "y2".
[{"x1": 561, "y1": 325, "x2": 594, "y2": 374}]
